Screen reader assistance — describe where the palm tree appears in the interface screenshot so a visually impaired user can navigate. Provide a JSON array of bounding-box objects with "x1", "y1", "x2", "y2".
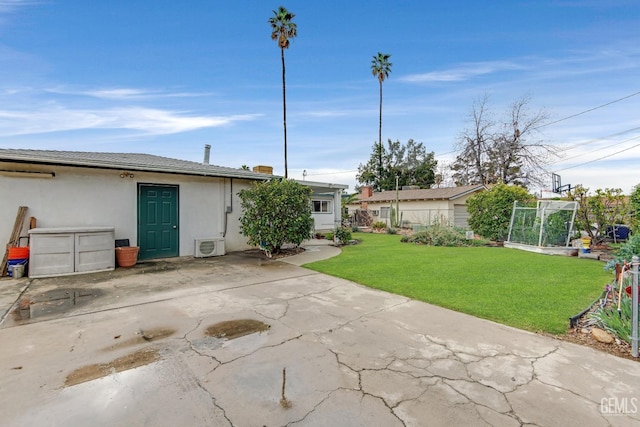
[
  {"x1": 269, "y1": 6, "x2": 297, "y2": 179},
  {"x1": 371, "y1": 52, "x2": 392, "y2": 191}
]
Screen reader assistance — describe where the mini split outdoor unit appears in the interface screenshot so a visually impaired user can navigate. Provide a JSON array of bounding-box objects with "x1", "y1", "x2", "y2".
[{"x1": 194, "y1": 238, "x2": 225, "y2": 257}]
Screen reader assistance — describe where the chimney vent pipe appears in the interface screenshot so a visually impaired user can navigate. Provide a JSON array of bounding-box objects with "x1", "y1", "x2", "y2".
[{"x1": 203, "y1": 144, "x2": 211, "y2": 164}]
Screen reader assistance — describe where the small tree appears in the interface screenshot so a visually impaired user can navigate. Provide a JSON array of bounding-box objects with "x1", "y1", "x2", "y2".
[
  {"x1": 568, "y1": 186, "x2": 628, "y2": 245},
  {"x1": 467, "y1": 183, "x2": 532, "y2": 241},
  {"x1": 630, "y1": 183, "x2": 640, "y2": 234},
  {"x1": 239, "y1": 179, "x2": 313, "y2": 256}
]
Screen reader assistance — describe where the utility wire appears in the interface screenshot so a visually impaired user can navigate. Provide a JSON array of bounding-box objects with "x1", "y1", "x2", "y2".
[
  {"x1": 435, "y1": 93, "x2": 640, "y2": 157},
  {"x1": 555, "y1": 126, "x2": 640, "y2": 152},
  {"x1": 303, "y1": 169, "x2": 359, "y2": 177},
  {"x1": 537, "y1": 90, "x2": 640, "y2": 129},
  {"x1": 306, "y1": 91, "x2": 640, "y2": 176},
  {"x1": 550, "y1": 135, "x2": 640, "y2": 164},
  {"x1": 553, "y1": 141, "x2": 640, "y2": 172}
]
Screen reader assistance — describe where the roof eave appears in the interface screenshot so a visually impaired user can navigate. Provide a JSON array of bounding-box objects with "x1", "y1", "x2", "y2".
[{"x1": 0, "y1": 155, "x2": 275, "y2": 181}]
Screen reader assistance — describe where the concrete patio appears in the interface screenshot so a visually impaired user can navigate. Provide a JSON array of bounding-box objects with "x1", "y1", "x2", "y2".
[{"x1": 0, "y1": 245, "x2": 638, "y2": 426}]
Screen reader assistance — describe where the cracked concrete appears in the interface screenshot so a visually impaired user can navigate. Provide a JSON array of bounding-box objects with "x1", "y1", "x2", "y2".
[{"x1": 1, "y1": 246, "x2": 639, "y2": 426}]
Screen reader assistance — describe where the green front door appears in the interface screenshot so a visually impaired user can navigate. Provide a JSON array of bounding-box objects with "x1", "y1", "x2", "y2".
[{"x1": 138, "y1": 184, "x2": 179, "y2": 260}]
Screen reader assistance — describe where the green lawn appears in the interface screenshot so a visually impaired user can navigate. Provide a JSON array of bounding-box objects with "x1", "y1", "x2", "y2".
[{"x1": 304, "y1": 233, "x2": 613, "y2": 334}]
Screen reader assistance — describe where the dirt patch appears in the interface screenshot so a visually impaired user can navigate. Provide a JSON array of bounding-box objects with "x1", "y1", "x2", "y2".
[
  {"x1": 105, "y1": 327, "x2": 176, "y2": 351},
  {"x1": 205, "y1": 319, "x2": 270, "y2": 340},
  {"x1": 243, "y1": 247, "x2": 305, "y2": 260},
  {"x1": 64, "y1": 348, "x2": 159, "y2": 387},
  {"x1": 553, "y1": 330, "x2": 636, "y2": 362}
]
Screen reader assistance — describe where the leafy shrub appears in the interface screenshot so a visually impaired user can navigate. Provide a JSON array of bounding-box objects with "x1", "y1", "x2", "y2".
[
  {"x1": 631, "y1": 183, "x2": 640, "y2": 234},
  {"x1": 386, "y1": 227, "x2": 397, "y2": 235},
  {"x1": 467, "y1": 183, "x2": 533, "y2": 241},
  {"x1": 605, "y1": 234, "x2": 640, "y2": 271},
  {"x1": 402, "y1": 224, "x2": 474, "y2": 247},
  {"x1": 371, "y1": 221, "x2": 387, "y2": 230},
  {"x1": 334, "y1": 227, "x2": 352, "y2": 245},
  {"x1": 239, "y1": 179, "x2": 313, "y2": 255},
  {"x1": 324, "y1": 232, "x2": 334, "y2": 241}
]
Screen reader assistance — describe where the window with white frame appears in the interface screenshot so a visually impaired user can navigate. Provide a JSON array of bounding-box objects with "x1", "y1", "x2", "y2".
[
  {"x1": 380, "y1": 206, "x2": 390, "y2": 219},
  {"x1": 313, "y1": 200, "x2": 332, "y2": 213}
]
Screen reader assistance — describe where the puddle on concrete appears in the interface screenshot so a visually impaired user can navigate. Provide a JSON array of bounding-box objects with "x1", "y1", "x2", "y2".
[
  {"x1": 64, "y1": 348, "x2": 159, "y2": 387},
  {"x1": 15, "y1": 288, "x2": 102, "y2": 321},
  {"x1": 105, "y1": 327, "x2": 176, "y2": 351},
  {"x1": 205, "y1": 319, "x2": 270, "y2": 340}
]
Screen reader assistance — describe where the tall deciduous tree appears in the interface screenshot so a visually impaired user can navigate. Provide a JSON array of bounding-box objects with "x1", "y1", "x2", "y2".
[
  {"x1": 269, "y1": 6, "x2": 297, "y2": 178},
  {"x1": 357, "y1": 138, "x2": 437, "y2": 191},
  {"x1": 371, "y1": 52, "x2": 392, "y2": 191},
  {"x1": 452, "y1": 94, "x2": 556, "y2": 188}
]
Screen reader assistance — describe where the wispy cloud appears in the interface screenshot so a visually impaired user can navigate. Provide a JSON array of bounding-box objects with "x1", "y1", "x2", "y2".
[
  {"x1": 400, "y1": 61, "x2": 525, "y2": 83},
  {"x1": 46, "y1": 86, "x2": 214, "y2": 100},
  {"x1": 0, "y1": 106, "x2": 261, "y2": 136},
  {"x1": 0, "y1": 0, "x2": 38, "y2": 16}
]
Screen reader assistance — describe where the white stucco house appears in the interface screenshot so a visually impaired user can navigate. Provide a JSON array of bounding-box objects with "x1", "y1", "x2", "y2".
[
  {"x1": 299, "y1": 180, "x2": 349, "y2": 233},
  {"x1": 348, "y1": 184, "x2": 486, "y2": 229},
  {"x1": 0, "y1": 148, "x2": 346, "y2": 275}
]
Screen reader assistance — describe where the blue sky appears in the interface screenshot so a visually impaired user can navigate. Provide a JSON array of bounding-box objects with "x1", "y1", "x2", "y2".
[{"x1": 0, "y1": 0, "x2": 639, "y2": 195}]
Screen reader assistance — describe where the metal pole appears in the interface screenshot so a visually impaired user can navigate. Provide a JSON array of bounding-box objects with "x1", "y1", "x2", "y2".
[
  {"x1": 507, "y1": 201, "x2": 517, "y2": 243},
  {"x1": 395, "y1": 175, "x2": 399, "y2": 228},
  {"x1": 632, "y1": 255, "x2": 639, "y2": 358},
  {"x1": 538, "y1": 207, "x2": 545, "y2": 247},
  {"x1": 565, "y1": 201, "x2": 578, "y2": 247}
]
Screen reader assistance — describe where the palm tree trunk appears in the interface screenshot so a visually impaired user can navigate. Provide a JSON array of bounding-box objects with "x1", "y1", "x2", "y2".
[
  {"x1": 281, "y1": 47, "x2": 288, "y2": 178},
  {"x1": 378, "y1": 80, "x2": 383, "y2": 191}
]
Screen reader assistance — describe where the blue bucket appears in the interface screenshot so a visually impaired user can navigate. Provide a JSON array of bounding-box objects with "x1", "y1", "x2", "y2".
[{"x1": 7, "y1": 258, "x2": 28, "y2": 277}]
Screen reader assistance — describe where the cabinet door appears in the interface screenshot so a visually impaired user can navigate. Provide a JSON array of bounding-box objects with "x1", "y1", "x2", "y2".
[
  {"x1": 30, "y1": 233, "x2": 75, "y2": 277},
  {"x1": 75, "y1": 231, "x2": 115, "y2": 272}
]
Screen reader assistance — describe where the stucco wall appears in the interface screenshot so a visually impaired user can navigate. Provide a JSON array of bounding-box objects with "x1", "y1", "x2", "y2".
[
  {"x1": 0, "y1": 162, "x2": 256, "y2": 255},
  {"x1": 347, "y1": 192, "x2": 478, "y2": 228}
]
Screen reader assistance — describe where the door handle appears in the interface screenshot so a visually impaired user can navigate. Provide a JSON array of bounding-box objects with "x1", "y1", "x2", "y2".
[{"x1": 173, "y1": 225, "x2": 177, "y2": 229}]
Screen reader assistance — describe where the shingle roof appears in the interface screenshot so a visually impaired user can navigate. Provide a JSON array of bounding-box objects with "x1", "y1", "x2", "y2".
[
  {"x1": 357, "y1": 184, "x2": 486, "y2": 203},
  {"x1": 0, "y1": 148, "x2": 276, "y2": 180}
]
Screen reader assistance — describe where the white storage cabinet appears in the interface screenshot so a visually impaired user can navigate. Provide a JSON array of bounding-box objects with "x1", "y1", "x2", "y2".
[{"x1": 28, "y1": 227, "x2": 115, "y2": 278}]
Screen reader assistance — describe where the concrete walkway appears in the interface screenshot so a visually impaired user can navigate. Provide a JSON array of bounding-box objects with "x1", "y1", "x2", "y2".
[{"x1": 0, "y1": 247, "x2": 639, "y2": 426}]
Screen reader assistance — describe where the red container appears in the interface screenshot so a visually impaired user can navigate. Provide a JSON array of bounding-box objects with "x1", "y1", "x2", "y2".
[
  {"x1": 115, "y1": 246, "x2": 139, "y2": 268},
  {"x1": 8, "y1": 247, "x2": 29, "y2": 260}
]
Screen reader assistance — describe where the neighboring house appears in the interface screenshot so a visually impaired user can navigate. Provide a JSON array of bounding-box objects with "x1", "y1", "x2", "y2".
[
  {"x1": 347, "y1": 184, "x2": 486, "y2": 229},
  {"x1": 0, "y1": 148, "x2": 346, "y2": 267}
]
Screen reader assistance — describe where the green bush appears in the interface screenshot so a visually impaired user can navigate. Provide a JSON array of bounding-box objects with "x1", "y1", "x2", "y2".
[
  {"x1": 324, "y1": 232, "x2": 334, "y2": 241},
  {"x1": 371, "y1": 221, "x2": 387, "y2": 230},
  {"x1": 334, "y1": 227, "x2": 352, "y2": 245},
  {"x1": 401, "y1": 225, "x2": 472, "y2": 246},
  {"x1": 467, "y1": 183, "x2": 533, "y2": 241},
  {"x1": 239, "y1": 179, "x2": 313, "y2": 255},
  {"x1": 605, "y1": 234, "x2": 640, "y2": 270},
  {"x1": 631, "y1": 183, "x2": 640, "y2": 234},
  {"x1": 386, "y1": 227, "x2": 398, "y2": 235}
]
